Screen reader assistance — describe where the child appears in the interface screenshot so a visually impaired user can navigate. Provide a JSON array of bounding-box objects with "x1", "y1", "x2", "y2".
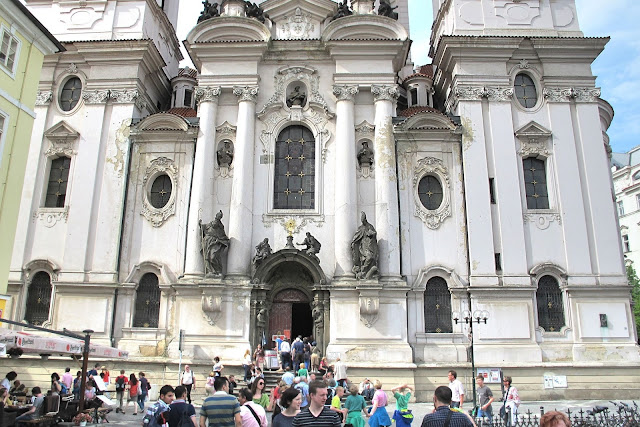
[
  {"x1": 391, "y1": 383, "x2": 414, "y2": 426},
  {"x1": 330, "y1": 386, "x2": 347, "y2": 422},
  {"x1": 297, "y1": 363, "x2": 308, "y2": 379}
]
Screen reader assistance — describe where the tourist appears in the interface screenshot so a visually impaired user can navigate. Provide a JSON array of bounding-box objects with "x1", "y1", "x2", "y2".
[
  {"x1": 205, "y1": 371, "x2": 216, "y2": 396},
  {"x1": 143, "y1": 384, "x2": 175, "y2": 427},
  {"x1": 250, "y1": 377, "x2": 269, "y2": 409},
  {"x1": 475, "y1": 375, "x2": 494, "y2": 424},
  {"x1": 253, "y1": 344, "x2": 265, "y2": 371},
  {"x1": 502, "y1": 376, "x2": 519, "y2": 426},
  {"x1": 310, "y1": 342, "x2": 321, "y2": 372},
  {"x1": 84, "y1": 379, "x2": 97, "y2": 405},
  {"x1": 359, "y1": 378, "x2": 375, "y2": 401},
  {"x1": 368, "y1": 380, "x2": 391, "y2": 427},
  {"x1": 447, "y1": 370, "x2": 464, "y2": 409},
  {"x1": 213, "y1": 357, "x2": 224, "y2": 377},
  {"x1": 166, "y1": 385, "x2": 197, "y2": 427},
  {"x1": 297, "y1": 363, "x2": 308, "y2": 379},
  {"x1": 268, "y1": 380, "x2": 285, "y2": 412},
  {"x1": 291, "y1": 380, "x2": 341, "y2": 426},
  {"x1": 181, "y1": 365, "x2": 196, "y2": 404},
  {"x1": 15, "y1": 387, "x2": 44, "y2": 425},
  {"x1": 272, "y1": 387, "x2": 302, "y2": 427},
  {"x1": 420, "y1": 386, "x2": 474, "y2": 427},
  {"x1": 291, "y1": 338, "x2": 304, "y2": 371},
  {"x1": 243, "y1": 349, "x2": 253, "y2": 381},
  {"x1": 61, "y1": 367, "x2": 73, "y2": 390},
  {"x1": 228, "y1": 375, "x2": 237, "y2": 396},
  {"x1": 72, "y1": 371, "x2": 82, "y2": 400},
  {"x1": 238, "y1": 388, "x2": 268, "y2": 427},
  {"x1": 282, "y1": 368, "x2": 295, "y2": 386},
  {"x1": 101, "y1": 366, "x2": 110, "y2": 384},
  {"x1": 333, "y1": 358, "x2": 348, "y2": 388},
  {"x1": 329, "y1": 386, "x2": 347, "y2": 422},
  {"x1": 115, "y1": 369, "x2": 129, "y2": 414},
  {"x1": 127, "y1": 373, "x2": 140, "y2": 415},
  {"x1": 280, "y1": 339, "x2": 292, "y2": 371},
  {"x1": 0, "y1": 372, "x2": 16, "y2": 390},
  {"x1": 138, "y1": 372, "x2": 150, "y2": 412},
  {"x1": 390, "y1": 384, "x2": 414, "y2": 427},
  {"x1": 200, "y1": 376, "x2": 241, "y2": 427},
  {"x1": 302, "y1": 338, "x2": 312, "y2": 371},
  {"x1": 345, "y1": 385, "x2": 367, "y2": 427},
  {"x1": 540, "y1": 410, "x2": 570, "y2": 427},
  {"x1": 318, "y1": 357, "x2": 330, "y2": 377},
  {"x1": 50, "y1": 372, "x2": 66, "y2": 395}
]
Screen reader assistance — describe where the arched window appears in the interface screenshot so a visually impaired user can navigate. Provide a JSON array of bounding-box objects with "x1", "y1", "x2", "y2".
[
  {"x1": 274, "y1": 125, "x2": 315, "y2": 210},
  {"x1": 45, "y1": 156, "x2": 71, "y2": 208},
  {"x1": 523, "y1": 157, "x2": 549, "y2": 209},
  {"x1": 536, "y1": 275, "x2": 565, "y2": 332},
  {"x1": 24, "y1": 271, "x2": 52, "y2": 325},
  {"x1": 514, "y1": 73, "x2": 537, "y2": 108},
  {"x1": 133, "y1": 273, "x2": 161, "y2": 328},
  {"x1": 424, "y1": 277, "x2": 452, "y2": 333}
]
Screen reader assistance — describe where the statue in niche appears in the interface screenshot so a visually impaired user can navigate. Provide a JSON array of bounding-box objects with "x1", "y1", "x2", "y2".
[
  {"x1": 245, "y1": 1, "x2": 269, "y2": 23},
  {"x1": 357, "y1": 141, "x2": 374, "y2": 167},
  {"x1": 199, "y1": 210, "x2": 229, "y2": 277},
  {"x1": 286, "y1": 86, "x2": 307, "y2": 107},
  {"x1": 351, "y1": 211, "x2": 379, "y2": 279},
  {"x1": 332, "y1": 0, "x2": 353, "y2": 21},
  {"x1": 312, "y1": 300, "x2": 324, "y2": 331},
  {"x1": 296, "y1": 232, "x2": 321, "y2": 257},
  {"x1": 378, "y1": 0, "x2": 398, "y2": 20},
  {"x1": 252, "y1": 238, "x2": 272, "y2": 268},
  {"x1": 217, "y1": 140, "x2": 234, "y2": 167},
  {"x1": 197, "y1": 0, "x2": 220, "y2": 23}
]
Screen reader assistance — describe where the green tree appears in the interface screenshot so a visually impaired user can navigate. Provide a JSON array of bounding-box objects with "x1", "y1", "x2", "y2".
[{"x1": 626, "y1": 264, "x2": 640, "y2": 344}]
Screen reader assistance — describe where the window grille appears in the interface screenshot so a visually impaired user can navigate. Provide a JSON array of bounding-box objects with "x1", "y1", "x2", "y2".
[
  {"x1": 418, "y1": 175, "x2": 443, "y2": 210},
  {"x1": 514, "y1": 73, "x2": 537, "y2": 108},
  {"x1": 133, "y1": 273, "x2": 160, "y2": 328},
  {"x1": 523, "y1": 157, "x2": 549, "y2": 209},
  {"x1": 45, "y1": 156, "x2": 71, "y2": 208},
  {"x1": 424, "y1": 277, "x2": 452, "y2": 333},
  {"x1": 274, "y1": 125, "x2": 315, "y2": 210},
  {"x1": 59, "y1": 77, "x2": 82, "y2": 111},
  {"x1": 24, "y1": 272, "x2": 52, "y2": 326},
  {"x1": 536, "y1": 275, "x2": 565, "y2": 332},
  {"x1": 150, "y1": 174, "x2": 172, "y2": 209},
  {"x1": 0, "y1": 30, "x2": 19, "y2": 73}
]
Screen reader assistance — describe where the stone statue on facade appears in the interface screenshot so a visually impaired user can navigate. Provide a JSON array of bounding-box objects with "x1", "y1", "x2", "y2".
[
  {"x1": 199, "y1": 210, "x2": 229, "y2": 277},
  {"x1": 351, "y1": 211, "x2": 379, "y2": 279},
  {"x1": 312, "y1": 300, "x2": 324, "y2": 327},
  {"x1": 245, "y1": 1, "x2": 269, "y2": 23},
  {"x1": 217, "y1": 140, "x2": 234, "y2": 167},
  {"x1": 252, "y1": 238, "x2": 272, "y2": 269},
  {"x1": 332, "y1": 0, "x2": 353, "y2": 21},
  {"x1": 378, "y1": 0, "x2": 398, "y2": 20},
  {"x1": 357, "y1": 141, "x2": 374, "y2": 167},
  {"x1": 286, "y1": 86, "x2": 307, "y2": 107},
  {"x1": 296, "y1": 232, "x2": 321, "y2": 257},
  {"x1": 197, "y1": 0, "x2": 220, "y2": 23}
]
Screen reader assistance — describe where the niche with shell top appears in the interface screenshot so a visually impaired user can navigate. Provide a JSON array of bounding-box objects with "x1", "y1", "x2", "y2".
[{"x1": 285, "y1": 81, "x2": 308, "y2": 108}]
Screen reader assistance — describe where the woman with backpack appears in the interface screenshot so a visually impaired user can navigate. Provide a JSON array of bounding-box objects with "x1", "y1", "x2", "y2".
[
  {"x1": 138, "y1": 372, "x2": 150, "y2": 412},
  {"x1": 126, "y1": 373, "x2": 140, "y2": 415},
  {"x1": 50, "y1": 373, "x2": 68, "y2": 395}
]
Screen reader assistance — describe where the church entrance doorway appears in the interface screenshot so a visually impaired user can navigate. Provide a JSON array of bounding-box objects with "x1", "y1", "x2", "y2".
[{"x1": 268, "y1": 288, "x2": 312, "y2": 349}]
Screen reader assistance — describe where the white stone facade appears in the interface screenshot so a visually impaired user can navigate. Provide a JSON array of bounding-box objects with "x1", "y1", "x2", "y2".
[{"x1": 5, "y1": 0, "x2": 640, "y2": 399}]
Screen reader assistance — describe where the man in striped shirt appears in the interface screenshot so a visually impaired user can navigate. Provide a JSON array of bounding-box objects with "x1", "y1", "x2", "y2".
[
  {"x1": 292, "y1": 380, "x2": 341, "y2": 426},
  {"x1": 199, "y1": 376, "x2": 241, "y2": 427}
]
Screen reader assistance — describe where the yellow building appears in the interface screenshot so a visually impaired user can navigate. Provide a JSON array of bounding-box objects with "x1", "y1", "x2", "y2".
[{"x1": 0, "y1": 0, "x2": 63, "y2": 304}]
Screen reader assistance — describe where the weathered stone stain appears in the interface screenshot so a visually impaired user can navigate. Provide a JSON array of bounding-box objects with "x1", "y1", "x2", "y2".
[
  {"x1": 106, "y1": 119, "x2": 131, "y2": 177},
  {"x1": 461, "y1": 116, "x2": 474, "y2": 151},
  {"x1": 375, "y1": 118, "x2": 397, "y2": 182}
]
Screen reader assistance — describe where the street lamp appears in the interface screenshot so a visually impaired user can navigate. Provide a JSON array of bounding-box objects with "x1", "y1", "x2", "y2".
[{"x1": 452, "y1": 302, "x2": 490, "y2": 410}]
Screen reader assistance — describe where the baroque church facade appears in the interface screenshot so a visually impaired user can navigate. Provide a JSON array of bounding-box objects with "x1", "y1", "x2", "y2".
[{"x1": 5, "y1": 0, "x2": 639, "y2": 398}]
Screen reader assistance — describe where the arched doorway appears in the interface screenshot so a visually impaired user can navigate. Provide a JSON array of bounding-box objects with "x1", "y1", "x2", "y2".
[{"x1": 269, "y1": 288, "x2": 313, "y2": 349}]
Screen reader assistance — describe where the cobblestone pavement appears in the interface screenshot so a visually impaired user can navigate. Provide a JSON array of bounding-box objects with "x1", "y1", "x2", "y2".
[{"x1": 100, "y1": 399, "x2": 639, "y2": 425}]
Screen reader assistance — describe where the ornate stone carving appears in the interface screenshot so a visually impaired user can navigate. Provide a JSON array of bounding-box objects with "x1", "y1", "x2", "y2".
[
  {"x1": 515, "y1": 121, "x2": 552, "y2": 158},
  {"x1": 413, "y1": 157, "x2": 452, "y2": 230},
  {"x1": 252, "y1": 238, "x2": 272, "y2": 271},
  {"x1": 197, "y1": 0, "x2": 220, "y2": 24},
  {"x1": 201, "y1": 292, "x2": 223, "y2": 326},
  {"x1": 377, "y1": 0, "x2": 398, "y2": 19},
  {"x1": 351, "y1": 212, "x2": 379, "y2": 280},
  {"x1": 372, "y1": 85, "x2": 399, "y2": 102},
  {"x1": 296, "y1": 232, "x2": 321, "y2": 257},
  {"x1": 245, "y1": 1, "x2": 269, "y2": 23},
  {"x1": 35, "y1": 91, "x2": 53, "y2": 106},
  {"x1": 543, "y1": 87, "x2": 574, "y2": 102},
  {"x1": 260, "y1": 66, "x2": 332, "y2": 117},
  {"x1": 215, "y1": 121, "x2": 236, "y2": 178},
  {"x1": 286, "y1": 85, "x2": 307, "y2": 107},
  {"x1": 519, "y1": 140, "x2": 550, "y2": 157},
  {"x1": 332, "y1": 0, "x2": 353, "y2": 21},
  {"x1": 82, "y1": 90, "x2": 109, "y2": 104},
  {"x1": 333, "y1": 85, "x2": 359, "y2": 102},
  {"x1": 280, "y1": 7, "x2": 315, "y2": 39},
  {"x1": 485, "y1": 87, "x2": 515, "y2": 101},
  {"x1": 356, "y1": 121, "x2": 375, "y2": 178},
  {"x1": 195, "y1": 86, "x2": 221, "y2": 104},
  {"x1": 199, "y1": 210, "x2": 230, "y2": 277},
  {"x1": 110, "y1": 89, "x2": 139, "y2": 103},
  {"x1": 524, "y1": 212, "x2": 562, "y2": 230},
  {"x1": 262, "y1": 215, "x2": 325, "y2": 237},
  {"x1": 359, "y1": 295, "x2": 379, "y2": 327},
  {"x1": 44, "y1": 121, "x2": 80, "y2": 157},
  {"x1": 66, "y1": 63, "x2": 78, "y2": 74},
  {"x1": 233, "y1": 86, "x2": 259, "y2": 103},
  {"x1": 33, "y1": 207, "x2": 69, "y2": 228},
  {"x1": 135, "y1": 97, "x2": 148, "y2": 112},
  {"x1": 494, "y1": 0, "x2": 540, "y2": 25},
  {"x1": 573, "y1": 87, "x2": 601, "y2": 103},
  {"x1": 23, "y1": 259, "x2": 59, "y2": 284},
  {"x1": 518, "y1": 59, "x2": 530, "y2": 69},
  {"x1": 141, "y1": 157, "x2": 178, "y2": 227}
]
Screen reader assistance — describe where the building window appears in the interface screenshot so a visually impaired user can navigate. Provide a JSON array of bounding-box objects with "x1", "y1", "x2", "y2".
[
  {"x1": 150, "y1": 174, "x2": 172, "y2": 209},
  {"x1": 536, "y1": 275, "x2": 565, "y2": 332},
  {"x1": 24, "y1": 271, "x2": 52, "y2": 326},
  {"x1": 133, "y1": 273, "x2": 161, "y2": 328},
  {"x1": 424, "y1": 277, "x2": 452, "y2": 333},
  {"x1": 623, "y1": 234, "x2": 630, "y2": 253},
  {"x1": 489, "y1": 178, "x2": 496, "y2": 204},
  {"x1": 45, "y1": 156, "x2": 71, "y2": 208},
  {"x1": 514, "y1": 73, "x2": 537, "y2": 108},
  {"x1": 495, "y1": 253, "x2": 502, "y2": 272},
  {"x1": 59, "y1": 77, "x2": 82, "y2": 112},
  {"x1": 418, "y1": 175, "x2": 443, "y2": 210},
  {"x1": 633, "y1": 171, "x2": 640, "y2": 181},
  {"x1": 0, "y1": 29, "x2": 19, "y2": 74},
  {"x1": 410, "y1": 88, "x2": 418, "y2": 106},
  {"x1": 184, "y1": 89, "x2": 193, "y2": 107},
  {"x1": 523, "y1": 157, "x2": 549, "y2": 209},
  {"x1": 617, "y1": 200, "x2": 625, "y2": 216},
  {"x1": 274, "y1": 125, "x2": 315, "y2": 210}
]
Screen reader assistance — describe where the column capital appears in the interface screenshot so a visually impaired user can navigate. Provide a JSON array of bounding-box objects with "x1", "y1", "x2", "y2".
[
  {"x1": 233, "y1": 86, "x2": 259, "y2": 103},
  {"x1": 195, "y1": 86, "x2": 222, "y2": 104},
  {"x1": 372, "y1": 85, "x2": 399, "y2": 102},
  {"x1": 333, "y1": 85, "x2": 359, "y2": 101}
]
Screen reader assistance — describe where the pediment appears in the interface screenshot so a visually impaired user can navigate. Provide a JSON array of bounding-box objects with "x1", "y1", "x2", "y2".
[
  {"x1": 44, "y1": 121, "x2": 80, "y2": 143},
  {"x1": 136, "y1": 113, "x2": 190, "y2": 132},
  {"x1": 400, "y1": 112, "x2": 458, "y2": 131},
  {"x1": 262, "y1": 0, "x2": 336, "y2": 24},
  {"x1": 515, "y1": 121, "x2": 552, "y2": 139},
  {"x1": 187, "y1": 16, "x2": 271, "y2": 43}
]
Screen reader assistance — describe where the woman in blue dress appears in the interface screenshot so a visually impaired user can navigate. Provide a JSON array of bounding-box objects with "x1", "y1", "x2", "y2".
[{"x1": 368, "y1": 380, "x2": 391, "y2": 427}]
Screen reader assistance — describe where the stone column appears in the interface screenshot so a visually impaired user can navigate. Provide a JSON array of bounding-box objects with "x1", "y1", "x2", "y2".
[
  {"x1": 227, "y1": 86, "x2": 259, "y2": 278},
  {"x1": 372, "y1": 85, "x2": 401, "y2": 278},
  {"x1": 332, "y1": 85, "x2": 359, "y2": 277},
  {"x1": 184, "y1": 87, "x2": 221, "y2": 277}
]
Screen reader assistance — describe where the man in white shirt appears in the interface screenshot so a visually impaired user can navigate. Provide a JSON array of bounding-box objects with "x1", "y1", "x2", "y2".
[
  {"x1": 447, "y1": 370, "x2": 465, "y2": 409},
  {"x1": 280, "y1": 339, "x2": 292, "y2": 370},
  {"x1": 237, "y1": 388, "x2": 267, "y2": 427},
  {"x1": 181, "y1": 365, "x2": 196, "y2": 404}
]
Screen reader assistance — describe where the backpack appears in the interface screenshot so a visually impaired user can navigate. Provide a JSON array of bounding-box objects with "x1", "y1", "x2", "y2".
[
  {"x1": 59, "y1": 383, "x2": 68, "y2": 394},
  {"x1": 115, "y1": 376, "x2": 126, "y2": 392},
  {"x1": 144, "y1": 405, "x2": 169, "y2": 427}
]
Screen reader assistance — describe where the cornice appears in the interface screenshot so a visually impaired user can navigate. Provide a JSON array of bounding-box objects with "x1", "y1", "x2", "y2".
[{"x1": 543, "y1": 87, "x2": 601, "y2": 103}]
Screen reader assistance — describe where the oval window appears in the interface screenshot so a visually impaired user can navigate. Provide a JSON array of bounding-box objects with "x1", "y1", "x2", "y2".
[
  {"x1": 514, "y1": 73, "x2": 537, "y2": 108},
  {"x1": 150, "y1": 174, "x2": 172, "y2": 209},
  {"x1": 59, "y1": 77, "x2": 83, "y2": 112},
  {"x1": 418, "y1": 175, "x2": 443, "y2": 210}
]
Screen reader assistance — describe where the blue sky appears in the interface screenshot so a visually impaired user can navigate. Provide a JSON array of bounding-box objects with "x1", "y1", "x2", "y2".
[{"x1": 179, "y1": 0, "x2": 638, "y2": 153}]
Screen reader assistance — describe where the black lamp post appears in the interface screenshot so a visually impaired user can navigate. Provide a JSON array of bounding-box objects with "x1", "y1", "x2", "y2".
[{"x1": 452, "y1": 295, "x2": 489, "y2": 410}]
